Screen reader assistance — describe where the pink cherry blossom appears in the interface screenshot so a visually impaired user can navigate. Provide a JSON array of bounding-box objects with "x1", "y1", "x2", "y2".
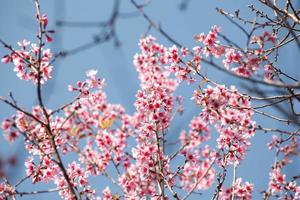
[{"x1": 220, "y1": 178, "x2": 253, "y2": 200}]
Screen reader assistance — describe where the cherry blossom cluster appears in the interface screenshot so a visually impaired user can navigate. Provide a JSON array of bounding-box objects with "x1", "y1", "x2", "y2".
[
  {"x1": 132, "y1": 35, "x2": 255, "y2": 163},
  {"x1": 265, "y1": 136, "x2": 300, "y2": 199},
  {"x1": 101, "y1": 187, "x2": 113, "y2": 200},
  {"x1": 0, "y1": 182, "x2": 15, "y2": 200},
  {"x1": 145, "y1": 26, "x2": 278, "y2": 84},
  {"x1": 220, "y1": 178, "x2": 253, "y2": 200},
  {"x1": 192, "y1": 85, "x2": 255, "y2": 164},
  {"x1": 2, "y1": 106, "x2": 52, "y2": 153},
  {"x1": 179, "y1": 145, "x2": 216, "y2": 191},
  {"x1": 194, "y1": 26, "x2": 277, "y2": 80},
  {"x1": 66, "y1": 70, "x2": 131, "y2": 168},
  {"x1": 195, "y1": 25, "x2": 225, "y2": 58},
  {"x1": 180, "y1": 114, "x2": 210, "y2": 149},
  {"x1": 2, "y1": 106, "x2": 92, "y2": 199},
  {"x1": 60, "y1": 71, "x2": 133, "y2": 199},
  {"x1": 117, "y1": 36, "x2": 178, "y2": 198},
  {"x1": 250, "y1": 31, "x2": 277, "y2": 48},
  {"x1": 267, "y1": 166, "x2": 300, "y2": 199},
  {"x1": 1, "y1": 14, "x2": 53, "y2": 84},
  {"x1": 1, "y1": 41, "x2": 53, "y2": 84},
  {"x1": 179, "y1": 115, "x2": 216, "y2": 190},
  {"x1": 1, "y1": 69, "x2": 131, "y2": 199}
]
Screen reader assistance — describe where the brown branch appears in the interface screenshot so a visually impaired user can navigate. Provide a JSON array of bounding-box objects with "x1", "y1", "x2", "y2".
[
  {"x1": 211, "y1": 165, "x2": 227, "y2": 200},
  {"x1": 34, "y1": 1, "x2": 79, "y2": 198},
  {"x1": 0, "y1": 96, "x2": 46, "y2": 126}
]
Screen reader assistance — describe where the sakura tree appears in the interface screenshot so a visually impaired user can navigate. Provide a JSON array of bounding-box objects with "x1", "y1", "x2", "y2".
[{"x1": 0, "y1": 0, "x2": 299, "y2": 199}]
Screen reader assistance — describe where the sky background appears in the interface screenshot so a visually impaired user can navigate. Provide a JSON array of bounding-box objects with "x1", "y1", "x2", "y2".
[{"x1": 0, "y1": 0, "x2": 299, "y2": 199}]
